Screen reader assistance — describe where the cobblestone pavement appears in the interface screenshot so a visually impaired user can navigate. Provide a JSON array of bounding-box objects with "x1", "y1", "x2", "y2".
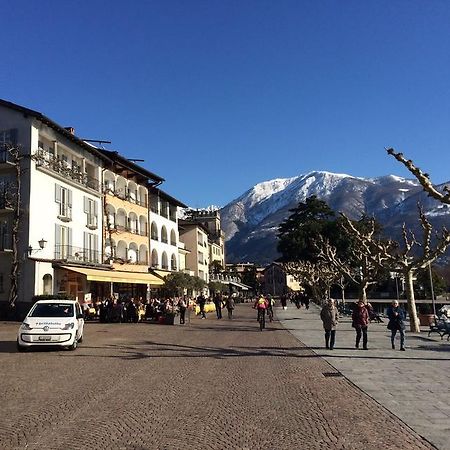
[
  {"x1": 277, "y1": 303, "x2": 450, "y2": 450},
  {"x1": 0, "y1": 305, "x2": 435, "y2": 450}
]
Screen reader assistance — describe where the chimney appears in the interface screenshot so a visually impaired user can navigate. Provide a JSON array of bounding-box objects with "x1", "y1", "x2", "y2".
[{"x1": 65, "y1": 127, "x2": 75, "y2": 135}]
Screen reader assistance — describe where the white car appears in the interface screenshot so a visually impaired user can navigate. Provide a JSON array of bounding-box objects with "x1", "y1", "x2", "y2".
[{"x1": 17, "y1": 299, "x2": 84, "y2": 351}]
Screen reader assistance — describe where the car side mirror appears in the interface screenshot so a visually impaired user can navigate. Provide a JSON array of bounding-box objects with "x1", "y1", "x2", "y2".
[{"x1": 77, "y1": 313, "x2": 84, "y2": 319}]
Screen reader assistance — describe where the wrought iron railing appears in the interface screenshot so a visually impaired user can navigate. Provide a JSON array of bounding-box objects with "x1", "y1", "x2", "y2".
[
  {"x1": 34, "y1": 150, "x2": 100, "y2": 191},
  {"x1": 54, "y1": 245, "x2": 101, "y2": 264}
]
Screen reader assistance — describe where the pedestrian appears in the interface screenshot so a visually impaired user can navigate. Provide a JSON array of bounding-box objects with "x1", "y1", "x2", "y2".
[
  {"x1": 387, "y1": 300, "x2": 406, "y2": 351},
  {"x1": 352, "y1": 299, "x2": 370, "y2": 350},
  {"x1": 304, "y1": 296, "x2": 310, "y2": 310},
  {"x1": 280, "y1": 294, "x2": 287, "y2": 310},
  {"x1": 320, "y1": 298, "x2": 339, "y2": 350},
  {"x1": 197, "y1": 294, "x2": 207, "y2": 319},
  {"x1": 178, "y1": 297, "x2": 187, "y2": 325},
  {"x1": 213, "y1": 293, "x2": 223, "y2": 319},
  {"x1": 224, "y1": 295, "x2": 235, "y2": 319}
]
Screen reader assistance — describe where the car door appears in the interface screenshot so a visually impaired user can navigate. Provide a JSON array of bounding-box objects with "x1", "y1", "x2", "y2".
[{"x1": 75, "y1": 303, "x2": 84, "y2": 339}]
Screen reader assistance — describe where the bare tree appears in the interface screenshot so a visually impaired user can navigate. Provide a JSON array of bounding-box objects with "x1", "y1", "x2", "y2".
[
  {"x1": 386, "y1": 148, "x2": 450, "y2": 204},
  {"x1": 315, "y1": 230, "x2": 381, "y2": 303},
  {"x1": 283, "y1": 260, "x2": 339, "y2": 304},
  {"x1": 341, "y1": 207, "x2": 450, "y2": 332}
]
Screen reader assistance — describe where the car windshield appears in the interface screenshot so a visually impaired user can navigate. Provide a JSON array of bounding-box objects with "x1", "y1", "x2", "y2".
[{"x1": 30, "y1": 303, "x2": 74, "y2": 318}]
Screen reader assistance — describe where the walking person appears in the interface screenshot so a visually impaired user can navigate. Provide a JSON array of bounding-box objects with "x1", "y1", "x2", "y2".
[
  {"x1": 320, "y1": 298, "x2": 339, "y2": 350},
  {"x1": 387, "y1": 300, "x2": 406, "y2": 350},
  {"x1": 213, "y1": 293, "x2": 223, "y2": 319},
  {"x1": 352, "y1": 300, "x2": 370, "y2": 350},
  {"x1": 224, "y1": 295, "x2": 235, "y2": 319},
  {"x1": 197, "y1": 294, "x2": 207, "y2": 319},
  {"x1": 178, "y1": 297, "x2": 187, "y2": 325}
]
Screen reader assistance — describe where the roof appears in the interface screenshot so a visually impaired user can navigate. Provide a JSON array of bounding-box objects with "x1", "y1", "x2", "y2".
[
  {"x1": 148, "y1": 186, "x2": 187, "y2": 208},
  {"x1": 98, "y1": 149, "x2": 165, "y2": 184},
  {"x1": 0, "y1": 99, "x2": 112, "y2": 164},
  {"x1": 178, "y1": 219, "x2": 210, "y2": 234}
]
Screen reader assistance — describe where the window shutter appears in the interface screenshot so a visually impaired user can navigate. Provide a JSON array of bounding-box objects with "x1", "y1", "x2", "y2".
[
  {"x1": 94, "y1": 234, "x2": 98, "y2": 251},
  {"x1": 84, "y1": 197, "x2": 89, "y2": 213},
  {"x1": 68, "y1": 228, "x2": 72, "y2": 250},
  {"x1": 68, "y1": 189, "x2": 72, "y2": 207},
  {"x1": 55, "y1": 185, "x2": 61, "y2": 203},
  {"x1": 83, "y1": 232, "x2": 88, "y2": 251},
  {"x1": 93, "y1": 201, "x2": 98, "y2": 216},
  {"x1": 55, "y1": 225, "x2": 61, "y2": 258}
]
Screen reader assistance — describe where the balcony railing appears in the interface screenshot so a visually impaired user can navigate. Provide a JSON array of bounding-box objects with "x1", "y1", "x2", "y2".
[
  {"x1": 113, "y1": 224, "x2": 148, "y2": 237},
  {"x1": 34, "y1": 150, "x2": 100, "y2": 191},
  {"x1": 54, "y1": 245, "x2": 101, "y2": 264}
]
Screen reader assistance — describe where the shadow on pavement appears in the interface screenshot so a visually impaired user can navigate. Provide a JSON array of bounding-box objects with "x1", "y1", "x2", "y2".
[{"x1": 0, "y1": 340, "x2": 17, "y2": 353}]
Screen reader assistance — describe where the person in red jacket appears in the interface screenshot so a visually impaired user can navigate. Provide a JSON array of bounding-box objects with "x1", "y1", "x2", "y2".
[{"x1": 352, "y1": 300, "x2": 370, "y2": 350}]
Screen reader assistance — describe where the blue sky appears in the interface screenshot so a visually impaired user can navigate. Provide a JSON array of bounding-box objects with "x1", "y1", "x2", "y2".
[{"x1": 2, "y1": 0, "x2": 450, "y2": 207}]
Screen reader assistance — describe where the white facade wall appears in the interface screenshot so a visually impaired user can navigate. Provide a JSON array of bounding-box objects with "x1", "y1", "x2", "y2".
[{"x1": 149, "y1": 208, "x2": 179, "y2": 271}]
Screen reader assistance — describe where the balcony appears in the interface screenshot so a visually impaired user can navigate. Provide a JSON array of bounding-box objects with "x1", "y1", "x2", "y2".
[
  {"x1": 0, "y1": 149, "x2": 14, "y2": 165},
  {"x1": 0, "y1": 233, "x2": 12, "y2": 251},
  {"x1": 54, "y1": 245, "x2": 101, "y2": 264},
  {"x1": 34, "y1": 150, "x2": 100, "y2": 191},
  {"x1": 113, "y1": 224, "x2": 148, "y2": 237}
]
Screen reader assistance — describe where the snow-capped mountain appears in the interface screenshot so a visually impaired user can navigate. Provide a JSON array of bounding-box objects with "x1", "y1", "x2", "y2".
[{"x1": 221, "y1": 171, "x2": 450, "y2": 265}]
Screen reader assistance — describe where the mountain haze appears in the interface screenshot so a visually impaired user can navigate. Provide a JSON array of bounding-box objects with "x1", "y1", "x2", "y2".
[{"x1": 221, "y1": 171, "x2": 450, "y2": 265}]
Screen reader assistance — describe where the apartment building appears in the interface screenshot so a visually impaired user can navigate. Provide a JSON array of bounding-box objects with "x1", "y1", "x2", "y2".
[
  {"x1": 263, "y1": 262, "x2": 301, "y2": 296},
  {"x1": 178, "y1": 220, "x2": 210, "y2": 283},
  {"x1": 148, "y1": 187, "x2": 186, "y2": 277},
  {"x1": 0, "y1": 99, "x2": 191, "y2": 315},
  {"x1": 0, "y1": 99, "x2": 109, "y2": 315}
]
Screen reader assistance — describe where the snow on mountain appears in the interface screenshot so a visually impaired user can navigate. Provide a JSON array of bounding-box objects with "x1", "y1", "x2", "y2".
[{"x1": 220, "y1": 171, "x2": 450, "y2": 265}]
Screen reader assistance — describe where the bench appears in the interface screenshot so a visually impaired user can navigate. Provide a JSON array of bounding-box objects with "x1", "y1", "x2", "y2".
[{"x1": 428, "y1": 317, "x2": 450, "y2": 340}]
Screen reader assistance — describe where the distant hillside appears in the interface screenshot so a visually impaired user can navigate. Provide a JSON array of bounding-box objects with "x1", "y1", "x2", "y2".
[{"x1": 220, "y1": 171, "x2": 450, "y2": 265}]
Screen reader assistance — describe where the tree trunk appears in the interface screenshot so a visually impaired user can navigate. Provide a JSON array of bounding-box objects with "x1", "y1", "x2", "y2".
[
  {"x1": 405, "y1": 270, "x2": 420, "y2": 332},
  {"x1": 358, "y1": 281, "x2": 368, "y2": 303}
]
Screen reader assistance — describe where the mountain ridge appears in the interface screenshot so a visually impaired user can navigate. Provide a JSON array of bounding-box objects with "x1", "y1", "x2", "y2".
[{"x1": 220, "y1": 171, "x2": 450, "y2": 265}]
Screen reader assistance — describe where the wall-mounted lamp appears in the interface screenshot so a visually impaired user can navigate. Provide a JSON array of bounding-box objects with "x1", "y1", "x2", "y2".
[{"x1": 28, "y1": 238, "x2": 47, "y2": 256}]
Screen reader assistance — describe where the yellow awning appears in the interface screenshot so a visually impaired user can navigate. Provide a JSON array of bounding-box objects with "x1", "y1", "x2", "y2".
[{"x1": 61, "y1": 266, "x2": 164, "y2": 285}]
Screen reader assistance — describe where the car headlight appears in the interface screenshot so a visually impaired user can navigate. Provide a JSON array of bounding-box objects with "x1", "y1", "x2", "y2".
[
  {"x1": 62, "y1": 322, "x2": 75, "y2": 330},
  {"x1": 21, "y1": 322, "x2": 32, "y2": 330}
]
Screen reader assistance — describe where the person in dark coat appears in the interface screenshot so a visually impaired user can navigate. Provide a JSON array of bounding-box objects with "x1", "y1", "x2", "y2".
[
  {"x1": 178, "y1": 297, "x2": 187, "y2": 325},
  {"x1": 387, "y1": 300, "x2": 406, "y2": 350},
  {"x1": 224, "y1": 296, "x2": 235, "y2": 319},
  {"x1": 320, "y1": 298, "x2": 339, "y2": 350},
  {"x1": 213, "y1": 293, "x2": 223, "y2": 319},
  {"x1": 197, "y1": 294, "x2": 207, "y2": 319},
  {"x1": 352, "y1": 300, "x2": 370, "y2": 350}
]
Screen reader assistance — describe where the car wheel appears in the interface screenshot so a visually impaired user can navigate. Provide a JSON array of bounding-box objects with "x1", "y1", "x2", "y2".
[
  {"x1": 78, "y1": 334, "x2": 83, "y2": 344},
  {"x1": 68, "y1": 338, "x2": 78, "y2": 351},
  {"x1": 16, "y1": 340, "x2": 26, "y2": 352}
]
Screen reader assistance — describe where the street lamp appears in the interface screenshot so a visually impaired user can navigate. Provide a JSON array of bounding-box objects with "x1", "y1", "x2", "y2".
[{"x1": 28, "y1": 238, "x2": 47, "y2": 256}]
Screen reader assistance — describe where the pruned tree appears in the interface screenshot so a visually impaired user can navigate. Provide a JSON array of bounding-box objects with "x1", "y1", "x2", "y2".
[
  {"x1": 283, "y1": 260, "x2": 339, "y2": 304},
  {"x1": 315, "y1": 217, "x2": 383, "y2": 303},
  {"x1": 341, "y1": 207, "x2": 450, "y2": 332},
  {"x1": 386, "y1": 148, "x2": 450, "y2": 205}
]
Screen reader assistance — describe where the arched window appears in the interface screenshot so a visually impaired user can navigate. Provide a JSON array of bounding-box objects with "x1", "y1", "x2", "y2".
[
  {"x1": 151, "y1": 222, "x2": 158, "y2": 241},
  {"x1": 139, "y1": 215, "x2": 148, "y2": 237},
  {"x1": 128, "y1": 242, "x2": 138, "y2": 263},
  {"x1": 139, "y1": 244, "x2": 148, "y2": 264},
  {"x1": 161, "y1": 226, "x2": 168, "y2": 244},
  {"x1": 128, "y1": 181, "x2": 138, "y2": 203},
  {"x1": 170, "y1": 229, "x2": 177, "y2": 246},
  {"x1": 171, "y1": 254, "x2": 177, "y2": 271},
  {"x1": 128, "y1": 212, "x2": 138, "y2": 234},
  {"x1": 43, "y1": 274, "x2": 53, "y2": 295},
  {"x1": 151, "y1": 249, "x2": 159, "y2": 268},
  {"x1": 104, "y1": 238, "x2": 116, "y2": 260},
  {"x1": 161, "y1": 252, "x2": 168, "y2": 270},
  {"x1": 115, "y1": 176, "x2": 127, "y2": 199},
  {"x1": 116, "y1": 208, "x2": 127, "y2": 230},
  {"x1": 103, "y1": 171, "x2": 115, "y2": 193},
  {"x1": 116, "y1": 240, "x2": 127, "y2": 260}
]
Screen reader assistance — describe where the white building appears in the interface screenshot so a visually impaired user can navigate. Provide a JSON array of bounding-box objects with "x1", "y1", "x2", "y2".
[{"x1": 0, "y1": 99, "x2": 109, "y2": 316}]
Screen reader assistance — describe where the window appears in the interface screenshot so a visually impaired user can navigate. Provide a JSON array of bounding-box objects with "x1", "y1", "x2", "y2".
[
  {"x1": 0, "y1": 221, "x2": 11, "y2": 250},
  {"x1": 84, "y1": 232, "x2": 98, "y2": 263},
  {"x1": 84, "y1": 197, "x2": 98, "y2": 229},
  {"x1": 43, "y1": 274, "x2": 52, "y2": 295},
  {"x1": 55, "y1": 224, "x2": 72, "y2": 259},
  {"x1": 0, "y1": 128, "x2": 18, "y2": 146},
  {"x1": 55, "y1": 184, "x2": 72, "y2": 221}
]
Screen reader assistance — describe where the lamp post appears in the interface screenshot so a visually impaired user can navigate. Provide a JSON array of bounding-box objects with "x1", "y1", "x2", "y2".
[{"x1": 28, "y1": 238, "x2": 47, "y2": 255}]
